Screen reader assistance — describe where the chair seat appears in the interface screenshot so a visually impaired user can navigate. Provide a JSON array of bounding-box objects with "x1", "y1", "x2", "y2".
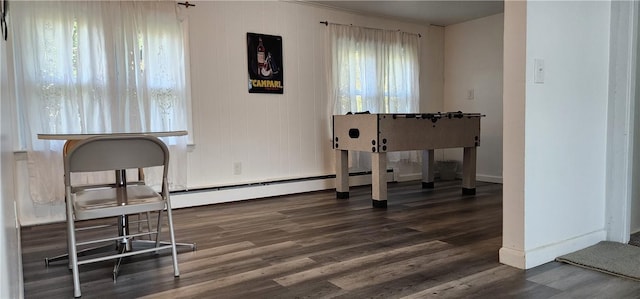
[{"x1": 74, "y1": 185, "x2": 165, "y2": 220}]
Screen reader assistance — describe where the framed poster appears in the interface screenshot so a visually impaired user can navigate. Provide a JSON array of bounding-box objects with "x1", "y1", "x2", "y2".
[{"x1": 247, "y1": 32, "x2": 283, "y2": 94}]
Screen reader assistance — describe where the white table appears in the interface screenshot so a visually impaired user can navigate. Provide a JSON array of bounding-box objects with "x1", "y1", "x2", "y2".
[{"x1": 37, "y1": 130, "x2": 188, "y2": 140}]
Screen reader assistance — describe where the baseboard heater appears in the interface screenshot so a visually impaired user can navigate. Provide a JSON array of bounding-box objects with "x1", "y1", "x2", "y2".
[{"x1": 171, "y1": 169, "x2": 395, "y2": 195}]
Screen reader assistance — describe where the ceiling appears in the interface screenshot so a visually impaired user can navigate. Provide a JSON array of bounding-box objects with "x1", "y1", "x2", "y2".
[{"x1": 306, "y1": 1, "x2": 504, "y2": 27}]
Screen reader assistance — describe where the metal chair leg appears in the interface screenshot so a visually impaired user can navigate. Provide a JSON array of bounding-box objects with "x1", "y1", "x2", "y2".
[{"x1": 112, "y1": 246, "x2": 127, "y2": 281}]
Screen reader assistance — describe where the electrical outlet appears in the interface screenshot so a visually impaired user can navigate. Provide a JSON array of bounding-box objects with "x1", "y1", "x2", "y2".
[{"x1": 233, "y1": 162, "x2": 242, "y2": 175}]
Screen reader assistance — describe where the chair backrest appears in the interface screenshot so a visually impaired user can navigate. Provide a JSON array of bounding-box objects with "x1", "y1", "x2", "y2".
[{"x1": 64, "y1": 135, "x2": 169, "y2": 185}]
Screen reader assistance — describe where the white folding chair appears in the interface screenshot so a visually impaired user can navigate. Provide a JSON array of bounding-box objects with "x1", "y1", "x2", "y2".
[{"x1": 63, "y1": 135, "x2": 180, "y2": 298}]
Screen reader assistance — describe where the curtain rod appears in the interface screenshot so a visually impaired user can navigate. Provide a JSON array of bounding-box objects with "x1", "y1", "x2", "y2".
[
  {"x1": 319, "y1": 21, "x2": 421, "y2": 38},
  {"x1": 177, "y1": 2, "x2": 196, "y2": 8}
]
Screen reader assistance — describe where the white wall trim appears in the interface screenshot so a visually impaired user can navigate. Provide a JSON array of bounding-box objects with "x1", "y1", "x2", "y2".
[
  {"x1": 524, "y1": 229, "x2": 606, "y2": 269},
  {"x1": 477, "y1": 174, "x2": 502, "y2": 184},
  {"x1": 173, "y1": 170, "x2": 499, "y2": 211},
  {"x1": 398, "y1": 170, "x2": 503, "y2": 185},
  {"x1": 498, "y1": 247, "x2": 525, "y2": 269},
  {"x1": 500, "y1": 229, "x2": 606, "y2": 270},
  {"x1": 172, "y1": 173, "x2": 394, "y2": 209},
  {"x1": 396, "y1": 172, "x2": 422, "y2": 182},
  {"x1": 605, "y1": 0, "x2": 637, "y2": 243},
  {"x1": 500, "y1": 0, "x2": 526, "y2": 267},
  {"x1": 174, "y1": 179, "x2": 334, "y2": 209}
]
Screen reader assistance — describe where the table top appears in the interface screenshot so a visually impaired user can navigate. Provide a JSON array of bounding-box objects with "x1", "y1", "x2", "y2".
[{"x1": 37, "y1": 130, "x2": 188, "y2": 140}]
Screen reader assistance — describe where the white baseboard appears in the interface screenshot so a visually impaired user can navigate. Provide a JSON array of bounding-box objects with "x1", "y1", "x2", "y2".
[
  {"x1": 173, "y1": 179, "x2": 334, "y2": 208},
  {"x1": 173, "y1": 172, "x2": 394, "y2": 209},
  {"x1": 396, "y1": 172, "x2": 422, "y2": 182},
  {"x1": 476, "y1": 174, "x2": 503, "y2": 184},
  {"x1": 400, "y1": 172, "x2": 503, "y2": 184},
  {"x1": 174, "y1": 171, "x2": 499, "y2": 210},
  {"x1": 500, "y1": 229, "x2": 606, "y2": 269},
  {"x1": 454, "y1": 172, "x2": 503, "y2": 184},
  {"x1": 499, "y1": 247, "x2": 526, "y2": 269}
]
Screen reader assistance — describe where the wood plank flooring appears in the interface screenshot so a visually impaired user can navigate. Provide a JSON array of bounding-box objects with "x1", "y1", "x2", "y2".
[{"x1": 21, "y1": 180, "x2": 640, "y2": 298}]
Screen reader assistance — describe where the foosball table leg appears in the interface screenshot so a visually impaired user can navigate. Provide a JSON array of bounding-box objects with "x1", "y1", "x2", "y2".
[
  {"x1": 336, "y1": 149, "x2": 349, "y2": 199},
  {"x1": 372, "y1": 152, "x2": 388, "y2": 208},
  {"x1": 462, "y1": 146, "x2": 477, "y2": 195},
  {"x1": 421, "y1": 149, "x2": 435, "y2": 189}
]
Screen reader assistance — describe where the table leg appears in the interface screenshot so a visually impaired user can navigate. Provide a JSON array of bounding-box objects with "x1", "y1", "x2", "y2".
[
  {"x1": 462, "y1": 147, "x2": 477, "y2": 195},
  {"x1": 335, "y1": 150, "x2": 349, "y2": 199},
  {"x1": 372, "y1": 152, "x2": 387, "y2": 208},
  {"x1": 114, "y1": 170, "x2": 132, "y2": 251},
  {"x1": 421, "y1": 149, "x2": 435, "y2": 189}
]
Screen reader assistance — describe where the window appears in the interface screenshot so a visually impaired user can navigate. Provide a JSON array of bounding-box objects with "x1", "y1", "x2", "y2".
[
  {"x1": 329, "y1": 24, "x2": 420, "y2": 115},
  {"x1": 13, "y1": 1, "x2": 188, "y2": 143},
  {"x1": 10, "y1": 1, "x2": 189, "y2": 203},
  {"x1": 328, "y1": 24, "x2": 421, "y2": 169}
]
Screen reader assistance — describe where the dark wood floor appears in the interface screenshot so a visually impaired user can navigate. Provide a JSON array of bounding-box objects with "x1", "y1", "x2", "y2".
[{"x1": 21, "y1": 180, "x2": 640, "y2": 298}]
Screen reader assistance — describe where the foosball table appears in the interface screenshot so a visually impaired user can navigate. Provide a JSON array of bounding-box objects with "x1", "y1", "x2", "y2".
[{"x1": 332, "y1": 112, "x2": 484, "y2": 208}]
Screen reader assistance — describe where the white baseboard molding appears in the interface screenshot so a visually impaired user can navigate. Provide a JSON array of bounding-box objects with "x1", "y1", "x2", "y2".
[
  {"x1": 400, "y1": 172, "x2": 503, "y2": 184},
  {"x1": 499, "y1": 247, "x2": 526, "y2": 269},
  {"x1": 173, "y1": 172, "x2": 394, "y2": 209},
  {"x1": 476, "y1": 174, "x2": 503, "y2": 184},
  {"x1": 500, "y1": 229, "x2": 606, "y2": 269},
  {"x1": 453, "y1": 172, "x2": 502, "y2": 184},
  {"x1": 396, "y1": 172, "x2": 422, "y2": 182},
  {"x1": 173, "y1": 179, "x2": 334, "y2": 208}
]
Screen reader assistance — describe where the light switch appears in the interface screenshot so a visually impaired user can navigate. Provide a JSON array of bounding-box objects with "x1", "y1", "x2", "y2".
[
  {"x1": 467, "y1": 89, "x2": 475, "y2": 100},
  {"x1": 534, "y1": 58, "x2": 545, "y2": 84}
]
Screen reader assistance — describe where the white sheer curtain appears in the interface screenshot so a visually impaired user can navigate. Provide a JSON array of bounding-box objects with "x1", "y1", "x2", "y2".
[
  {"x1": 11, "y1": 1, "x2": 189, "y2": 204},
  {"x1": 328, "y1": 24, "x2": 420, "y2": 169}
]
